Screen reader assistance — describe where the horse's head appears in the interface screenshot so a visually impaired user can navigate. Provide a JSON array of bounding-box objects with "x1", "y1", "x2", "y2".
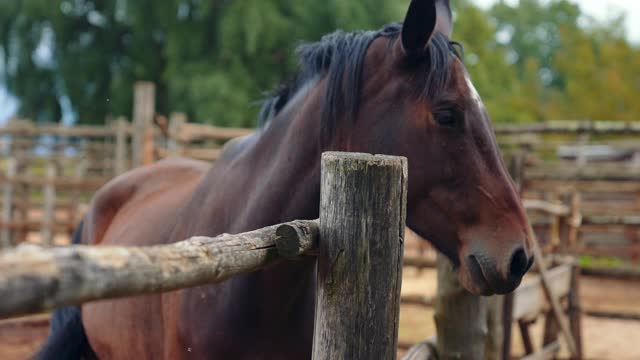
[{"x1": 339, "y1": 0, "x2": 533, "y2": 295}]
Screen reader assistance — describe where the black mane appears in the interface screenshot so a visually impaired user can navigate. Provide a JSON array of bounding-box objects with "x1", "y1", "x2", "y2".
[{"x1": 258, "y1": 22, "x2": 463, "y2": 140}]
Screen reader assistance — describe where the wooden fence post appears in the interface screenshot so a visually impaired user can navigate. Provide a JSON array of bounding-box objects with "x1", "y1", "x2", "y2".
[
  {"x1": 313, "y1": 152, "x2": 407, "y2": 360},
  {"x1": 434, "y1": 255, "x2": 488, "y2": 360},
  {"x1": 168, "y1": 112, "x2": 187, "y2": 156},
  {"x1": 114, "y1": 117, "x2": 128, "y2": 175},
  {"x1": 132, "y1": 82, "x2": 155, "y2": 167},
  {"x1": 40, "y1": 162, "x2": 56, "y2": 245},
  {"x1": 68, "y1": 158, "x2": 88, "y2": 233},
  {"x1": 1, "y1": 158, "x2": 17, "y2": 248}
]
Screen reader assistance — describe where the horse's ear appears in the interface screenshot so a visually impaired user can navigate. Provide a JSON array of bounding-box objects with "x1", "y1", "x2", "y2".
[{"x1": 401, "y1": 0, "x2": 438, "y2": 56}]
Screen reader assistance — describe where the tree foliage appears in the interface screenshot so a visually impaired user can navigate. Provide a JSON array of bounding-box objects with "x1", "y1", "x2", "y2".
[{"x1": 0, "y1": 0, "x2": 638, "y2": 126}]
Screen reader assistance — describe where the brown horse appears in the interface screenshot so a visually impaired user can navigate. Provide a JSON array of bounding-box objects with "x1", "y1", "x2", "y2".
[{"x1": 36, "y1": 1, "x2": 533, "y2": 358}]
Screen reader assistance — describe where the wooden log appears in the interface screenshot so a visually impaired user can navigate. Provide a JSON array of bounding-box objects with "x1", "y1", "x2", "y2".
[
  {"x1": 1, "y1": 158, "x2": 16, "y2": 248},
  {"x1": 132, "y1": 82, "x2": 155, "y2": 167},
  {"x1": 313, "y1": 152, "x2": 407, "y2": 360},
  {"x1": 40, "y1": 163, "x2": 56, "y2": 245},
  {"x1": 434, "y1": 254, "x2": 488, "y2": 360},
  {"x1": 0, "y1": 219, "x2": 318, "y2": 319}
]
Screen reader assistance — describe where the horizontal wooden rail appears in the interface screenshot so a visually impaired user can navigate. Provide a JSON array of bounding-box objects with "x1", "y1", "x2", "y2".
[
  {"x1": 173, "y1": 123, "x2": 253, "y2": 142},
  {"x1": 0, "y1": 123, "x2": 133, "y2": 137},
  {"x1": 0, "y1": 220, "x2": 318, "y2": 319},
  {"x1": 524, "y1": 199, "x2": 570, "y2": 216},
  {"x1": 0, "y1": 175, "x2": 107, "y2": 189},
  {"x1": 495, "y1": 120, "x2": 640, "y2": 134},
  {"x1": 526, "y1": 164, "x2": 640, "y2": 181}
]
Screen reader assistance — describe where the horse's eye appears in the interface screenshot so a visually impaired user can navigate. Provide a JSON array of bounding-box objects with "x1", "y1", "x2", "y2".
[{"x1": 435, "y1": 110, "x2": 459, "y2": 128}]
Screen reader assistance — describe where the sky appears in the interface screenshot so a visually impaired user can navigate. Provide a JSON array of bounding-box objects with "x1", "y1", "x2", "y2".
[
  {"x1": 474, "y1": 0, "x2": 640, "y2": 42},
  {"x1": 1, "y1": 0, "x2": 639, "y2": 124}
]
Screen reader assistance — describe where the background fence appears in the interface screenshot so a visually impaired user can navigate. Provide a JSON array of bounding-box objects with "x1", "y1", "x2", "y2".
[{"x1": 1, "y1": 83, "x2": 639, "y2": 359}]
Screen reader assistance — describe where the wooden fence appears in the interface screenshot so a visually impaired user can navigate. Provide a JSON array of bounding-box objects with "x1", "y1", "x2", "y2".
[{"x1": 0, "y1": 152, "x2": 407, "y2": 359}]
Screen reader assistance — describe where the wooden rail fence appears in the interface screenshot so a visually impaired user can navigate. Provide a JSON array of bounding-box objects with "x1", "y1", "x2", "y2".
[{"x1": 0, "y1": 152, "x2": 407, "y2": 360}]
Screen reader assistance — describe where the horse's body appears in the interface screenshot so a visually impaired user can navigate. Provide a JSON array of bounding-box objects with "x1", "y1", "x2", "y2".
[{"x1": 37, "y1": 1, "x2": 534, "y2": 359}]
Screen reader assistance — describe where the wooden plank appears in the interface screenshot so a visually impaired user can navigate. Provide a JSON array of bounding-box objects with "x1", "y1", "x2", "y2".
[
  {"x1": 512, "y1": 264, "x2": 572, "y2": 321},
  {"x1": 0, "y1": 219, "x2": 318, "y2": 319},
  {"x1": 313, "y1": 153, "x2": 407, "y2": 360},
  {"x1": 0, "y1": 158, "x2": 16, "y2": 248}
]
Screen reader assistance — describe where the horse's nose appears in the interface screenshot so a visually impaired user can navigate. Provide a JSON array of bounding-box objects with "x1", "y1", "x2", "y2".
[
  {"x1": 508, "y1": 246, "x2": 533, "y2": 281},
  {"x1": 467, "y1": 244, "x2": 534, "y2": 294}
]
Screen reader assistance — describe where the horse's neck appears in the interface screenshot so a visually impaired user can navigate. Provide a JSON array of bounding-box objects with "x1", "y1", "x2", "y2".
[{"x1": 186, "y1": 85, "x2": 326, "y2": 237}]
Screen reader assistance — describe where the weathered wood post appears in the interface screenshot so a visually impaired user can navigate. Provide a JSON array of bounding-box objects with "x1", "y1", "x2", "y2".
[
  {"x1": 114, "y1": 117, "x2": 128, "y2": 175},
  {"x1": 40, "y1": 162, "x2": 56, "y2": 245},
  {"x1": 434, "y1": 256, "x2": 488, "y2": 360},
  {"x1": 1, "y1": 158, "x2": 17, "y2": 248},
  {"x1": 68, "y1": 158, "x2": 88, "y2": 233},
  {"x1": 313, "y1": 152, "x2": 407, "y2": 360},
  {"x1": 132, "y1": 82, "x2": 155, "y2": 167},
  {"x1": 168, "y1": 112, "x2": 187, "y2": 156}
]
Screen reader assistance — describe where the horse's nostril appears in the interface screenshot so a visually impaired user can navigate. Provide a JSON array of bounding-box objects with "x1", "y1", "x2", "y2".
[{"x1": 509, "y1": 248, "x2": 529, "y2": 279}]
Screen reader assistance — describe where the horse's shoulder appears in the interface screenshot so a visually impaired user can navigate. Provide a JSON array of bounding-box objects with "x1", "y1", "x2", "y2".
[{"x1": 83, "y1": 158, "x2": 209, "y2": 245}]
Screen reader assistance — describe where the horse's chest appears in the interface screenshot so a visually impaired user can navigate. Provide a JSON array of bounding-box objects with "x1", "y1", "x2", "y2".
[{"x1": 170, "y1": 262, "x2": 316, "y2": 359}]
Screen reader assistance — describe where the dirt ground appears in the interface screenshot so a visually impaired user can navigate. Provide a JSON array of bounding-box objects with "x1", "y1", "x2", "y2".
[
  {"x1": 399, "y1": 268, "x2": 640, "y2": 360},
  {"x1": 1, "y1": 271, "x2": 638, "y2": 360}
]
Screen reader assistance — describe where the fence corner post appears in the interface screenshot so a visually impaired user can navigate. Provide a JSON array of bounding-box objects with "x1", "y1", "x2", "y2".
[{"x1": 313, "y1": 152, "x2": 407, "y2": 360}]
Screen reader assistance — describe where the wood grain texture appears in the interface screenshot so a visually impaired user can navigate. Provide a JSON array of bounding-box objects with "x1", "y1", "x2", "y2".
[
  {"x1": 433, "y1": 254, "x2": 488, "y2": 360},
  {"x1": 313, "y1": 152, "x2": 407, "y2": 360},
  {"x1": 0, "y1": 219, "x2": 317, "y2": 319},
  {"x1": 0, "y1": 158, "x2": 16, "y2": 248}
]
